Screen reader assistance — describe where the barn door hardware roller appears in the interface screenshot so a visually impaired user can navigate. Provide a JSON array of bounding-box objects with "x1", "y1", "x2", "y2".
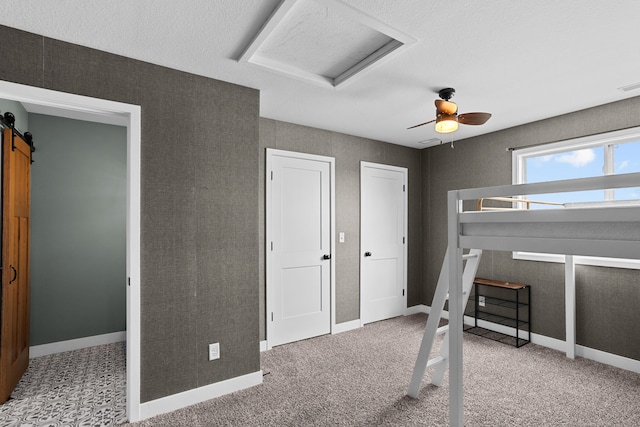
[{"x1": 0, "y1": 111, "x2": 36, "y2": 163}]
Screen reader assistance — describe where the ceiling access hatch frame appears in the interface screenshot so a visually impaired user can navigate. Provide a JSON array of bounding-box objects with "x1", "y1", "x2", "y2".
[{"x1": 238, "y1": 0, "x2": 416, "y2": 88}]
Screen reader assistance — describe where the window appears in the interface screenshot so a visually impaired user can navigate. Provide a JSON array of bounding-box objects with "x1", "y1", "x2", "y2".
[{"x1": 512, "y1": 126, "x2": 640, "y2": 269}]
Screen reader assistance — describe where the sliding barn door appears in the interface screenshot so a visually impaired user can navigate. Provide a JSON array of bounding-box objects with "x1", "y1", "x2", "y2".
[{"x1": 0, "y1": 128, "x2": 31, "y2": 402}]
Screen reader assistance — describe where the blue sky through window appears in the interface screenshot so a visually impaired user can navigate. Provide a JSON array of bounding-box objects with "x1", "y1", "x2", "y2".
[
  {"x1": 614, "y1": 142, "x2": 640, "y2": 200},
  {"x1": 524, "y1": 141, "x2": 640, "y2": 206}
]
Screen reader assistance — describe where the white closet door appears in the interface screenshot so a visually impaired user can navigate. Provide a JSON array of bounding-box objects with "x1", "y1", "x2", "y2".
[
  {"x1": 268, "y1": 151, "x2": 332, "y2": 346},
  {"x1": 361, "y1": 162, "x2": 407, "y2": 324}
]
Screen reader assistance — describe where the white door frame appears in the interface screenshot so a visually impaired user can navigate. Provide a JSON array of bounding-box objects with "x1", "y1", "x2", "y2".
[
  {"x1": 360, "y1": 161, "x2": 408, "y2": 324},
  {"x1": 0, "y1": 80, "x2": 142, "y2": 422},
  {"x1": 265, "y1": 148, "x2": 335, "y2": 349}
]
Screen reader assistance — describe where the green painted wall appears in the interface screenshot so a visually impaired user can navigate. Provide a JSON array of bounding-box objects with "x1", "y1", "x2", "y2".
[{"x1": 28, "y1": 113, "x2": 126, "y2": 345}]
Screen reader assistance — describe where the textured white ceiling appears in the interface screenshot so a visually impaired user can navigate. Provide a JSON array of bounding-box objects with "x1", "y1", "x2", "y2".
[{"x1": 2, "y1": 0, "x2": 640, "y2": 149}]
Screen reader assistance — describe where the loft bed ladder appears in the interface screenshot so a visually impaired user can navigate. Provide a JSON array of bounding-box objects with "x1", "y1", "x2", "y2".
[{"x1": 407, "y1": 248, "x2": 482, "y2": 398}]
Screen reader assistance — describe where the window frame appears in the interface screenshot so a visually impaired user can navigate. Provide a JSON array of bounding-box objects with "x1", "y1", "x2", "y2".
[{"x1": 511, "y1": 126, "x2": 640, "y2": 270}]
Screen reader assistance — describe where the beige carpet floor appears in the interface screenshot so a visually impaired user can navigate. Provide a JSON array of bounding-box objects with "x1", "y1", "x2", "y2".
[{"x1": 127, "y1": 313, "x2": 640, "y2": 426}]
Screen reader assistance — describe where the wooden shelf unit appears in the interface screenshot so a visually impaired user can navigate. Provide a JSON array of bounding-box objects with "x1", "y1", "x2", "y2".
[{"x1": 464, "y1": 278, "x2": 530, "y2": 348}]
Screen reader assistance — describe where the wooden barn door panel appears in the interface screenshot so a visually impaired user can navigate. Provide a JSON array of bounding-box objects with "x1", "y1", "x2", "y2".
[{"x1": 0, "y1": 128, "x2": 31, "y2": 402}]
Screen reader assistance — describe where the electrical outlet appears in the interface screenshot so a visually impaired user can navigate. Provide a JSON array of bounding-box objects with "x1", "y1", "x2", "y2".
[
  {"x1": 209, "y1": 342, "x2": 220, "y2": 361},
  {"x1": 478, "y1": 296, "x2": 486, "y2": 307}
]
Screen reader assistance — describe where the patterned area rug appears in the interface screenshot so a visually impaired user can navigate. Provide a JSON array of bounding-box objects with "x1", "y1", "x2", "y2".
[{"x1": 0, "y1": 342, "x2": 126, "y2": 427}]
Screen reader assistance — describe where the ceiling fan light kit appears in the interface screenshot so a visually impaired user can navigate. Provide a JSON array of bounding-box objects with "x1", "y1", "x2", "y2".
[{"x1": 435, "y1": 114, "x2": 458, "y2": 133}]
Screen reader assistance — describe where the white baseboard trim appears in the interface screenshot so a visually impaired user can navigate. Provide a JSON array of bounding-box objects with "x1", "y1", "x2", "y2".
[
  {"x1": 30, "y1": 331, "x2": 126, "y2": 358},
  {"x1": 139, "y1": 370, "x2": 263, "y2": 421},
  {"x1": 332, "y1": 319, "x2": 361, "y2": 334},
  {"x1": 420, "y1": 306, "x2": 639, "y2": 374},
  {"x1": 260, "y1": 340, "x2": 268, "y2": 352},
  {"x1": 405, "y1": 305, "x2": 428, "y2": 315},
  {"x1": 467, "y1": 317, "x2": 640, "y2": 373},
  {"x1": 577, "y1": 344, "x2": 640, "y2": 373}
]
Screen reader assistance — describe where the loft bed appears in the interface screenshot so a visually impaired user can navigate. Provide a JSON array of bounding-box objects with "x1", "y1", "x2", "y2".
[{"x1": 438, "y1": 172, "x2": 640, "y2": 426}]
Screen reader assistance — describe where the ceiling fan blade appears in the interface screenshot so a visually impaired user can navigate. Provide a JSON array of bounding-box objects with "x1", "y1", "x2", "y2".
[
  {"x1": 435, "y1": 99, "x2": 458, "y2": 115},
  {"x1": 407, "y1": 119, "x2": 436, "y2": 129},
  {"x1": 458, "y1": 112, "x2": 492, "y2": 125}
]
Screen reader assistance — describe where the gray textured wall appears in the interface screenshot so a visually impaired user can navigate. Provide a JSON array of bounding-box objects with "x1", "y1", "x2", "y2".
[
  {"x1": 28, "y1": 114, "x2": 126, "y2": 346},
  {"x1": 259, "y1": 119, "x2": 423, "y2": 339},
  {"x1": 0, "y1": 25, "x2": 260, "y2": 402},
  {"x1": 423, "y1": 96, "x2": 640, "y2": 360}
]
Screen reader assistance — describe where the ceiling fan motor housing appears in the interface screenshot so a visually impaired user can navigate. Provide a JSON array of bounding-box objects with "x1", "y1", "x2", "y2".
[{"x1": 438, "y1": 87, "x2": 456, "y2": 101}]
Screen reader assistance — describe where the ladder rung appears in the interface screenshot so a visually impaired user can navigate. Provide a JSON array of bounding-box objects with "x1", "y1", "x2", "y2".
[
  {"x1": 426, "y1": 356, "x2": 446, "y2": 368},
  {"x1": 436, "y1": 325, "x2": 448, "y2": 335}
]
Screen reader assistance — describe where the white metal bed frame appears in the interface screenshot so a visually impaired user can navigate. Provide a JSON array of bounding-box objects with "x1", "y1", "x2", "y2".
[{"x1": 441, "y1": 171, "x2": 640, "y2": 426}]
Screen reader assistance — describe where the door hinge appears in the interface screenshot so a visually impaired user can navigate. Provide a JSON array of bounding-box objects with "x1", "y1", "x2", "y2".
[
  {"x1": 403, "y1": 237, "x2": 405, "y2": 244},
  {"x1": 128, "y1": 277, "x2": 131, "y2": 286},
  {"x1": 271, "y1": 241, "x2": 274, "y2": 251},
  {"x1": 270, "y1": 171, "x2": 273, "y2": 180},
  {"x1": 403, "y1": 289, "x2": 405, "y2": 296},
  {"x1": 271, "y1": 312, "x2": 274, "y2": 321},
  {"x1": 403, "y1": 184, "x2": 406, "y2": 192}
]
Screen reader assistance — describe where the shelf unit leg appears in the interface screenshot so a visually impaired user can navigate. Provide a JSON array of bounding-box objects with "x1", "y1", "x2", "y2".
[
  {"x1": 516, "y1": 289, "x2": 520, "y2": 347},
  {"x1": 474, "y1": 283, "x2": 478, "y2": 328},
  {"x1": 528, "y1": 286, "x2": 531, "y2": 343}
]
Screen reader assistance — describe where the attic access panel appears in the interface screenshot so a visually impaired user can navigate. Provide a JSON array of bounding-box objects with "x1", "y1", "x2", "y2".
[{"x1": 239, "y1": 0, "x2": 416, "y2": 88}]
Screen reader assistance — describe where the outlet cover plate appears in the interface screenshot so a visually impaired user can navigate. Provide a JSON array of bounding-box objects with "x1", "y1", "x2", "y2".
[{"x1": 209, "y1": 342, "x2": 220, "y2": 361}]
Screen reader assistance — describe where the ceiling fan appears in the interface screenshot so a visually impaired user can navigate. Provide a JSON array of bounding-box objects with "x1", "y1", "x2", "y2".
[{"x1": 408, "y1": 88, "x2": 491, "y2": 134}]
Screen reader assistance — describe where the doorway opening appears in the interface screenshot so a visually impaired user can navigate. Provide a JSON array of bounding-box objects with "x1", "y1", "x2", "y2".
[{"x1": 0, "y1": 80, "x2": 142, "y2": 422}]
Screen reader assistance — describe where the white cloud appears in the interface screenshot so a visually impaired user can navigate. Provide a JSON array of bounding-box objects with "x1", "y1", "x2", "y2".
[
  {"x1": 618, "y1": 160, "x2": 630, "y2": 171},
  {"x1": 555, "y1": 149, "x2": 596, "y2": 167}
]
